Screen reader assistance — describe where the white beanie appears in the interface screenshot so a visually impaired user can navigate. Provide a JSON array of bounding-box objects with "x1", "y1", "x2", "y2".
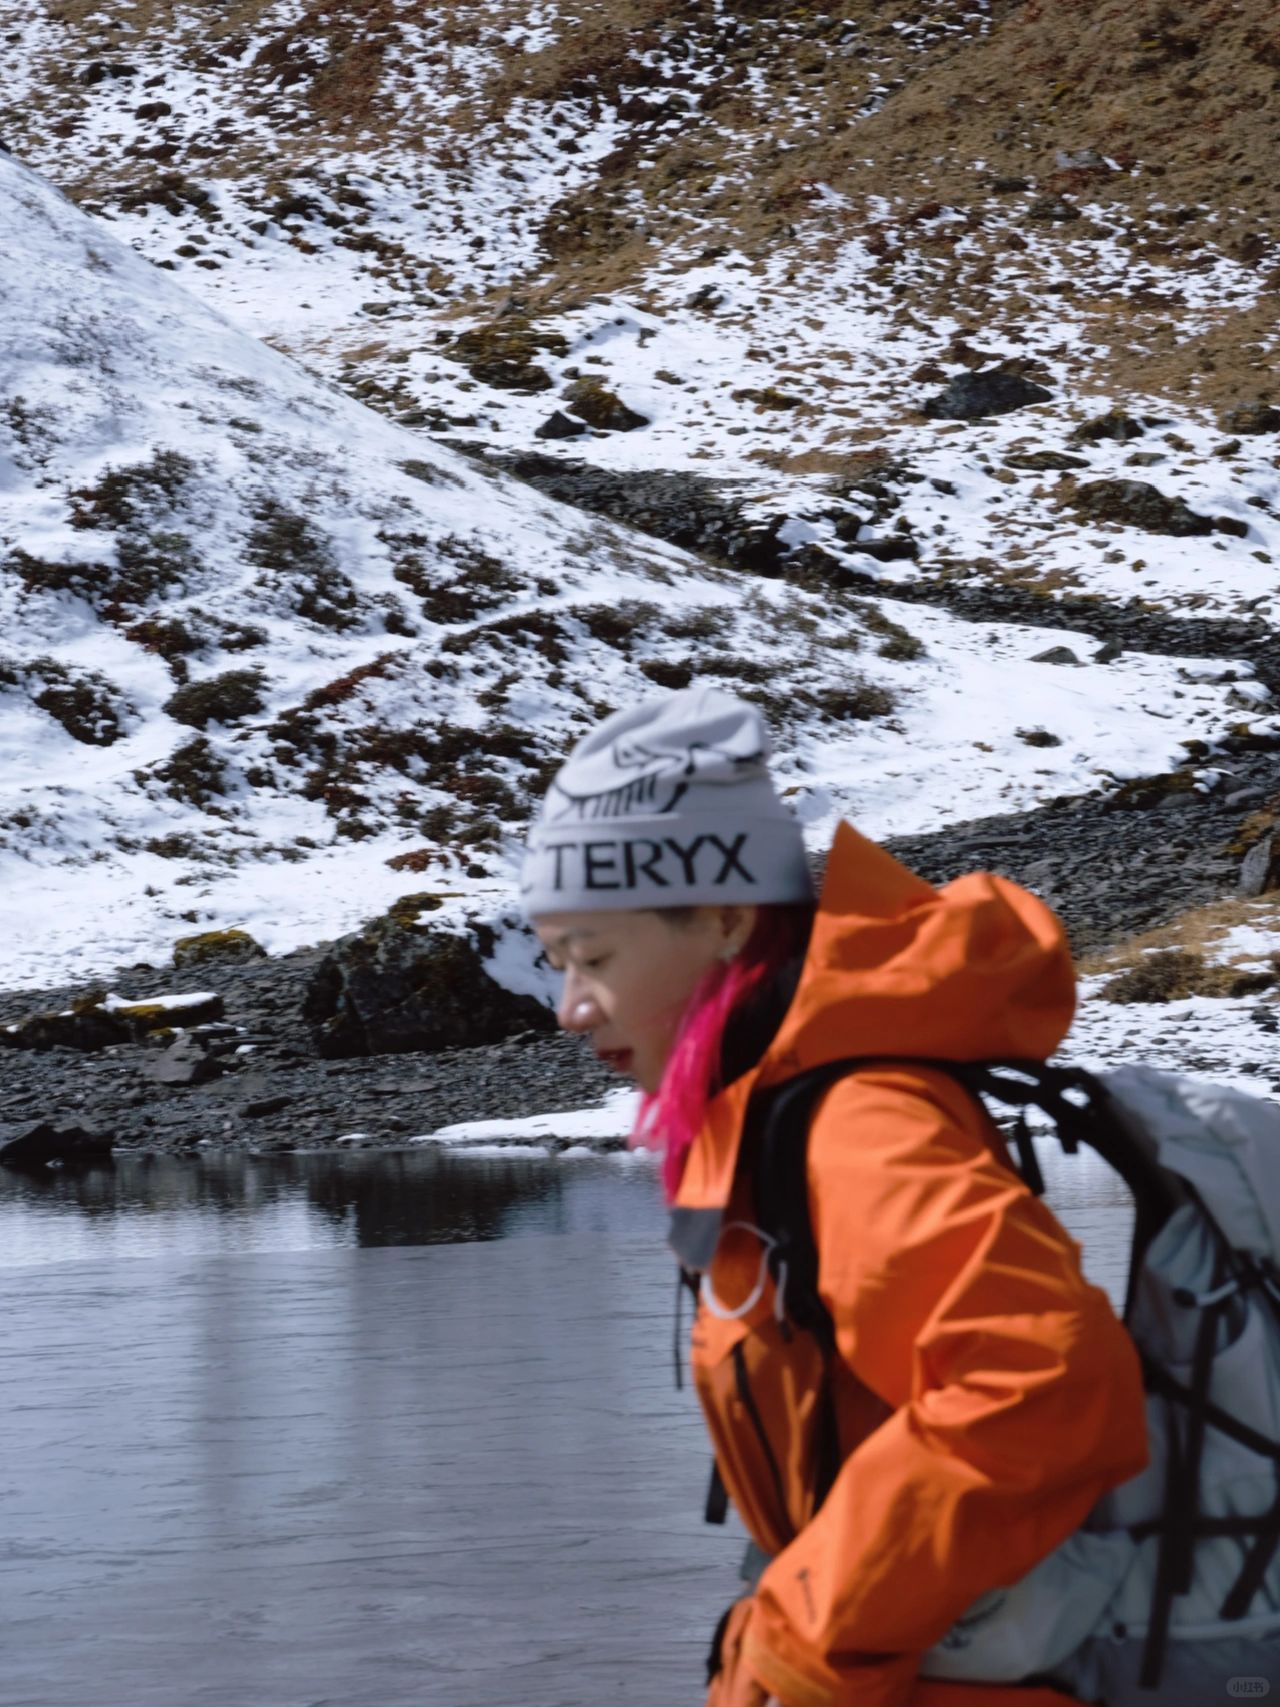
[{"x1": 521, "y1": 686, "x2": 813, "y2": 916}]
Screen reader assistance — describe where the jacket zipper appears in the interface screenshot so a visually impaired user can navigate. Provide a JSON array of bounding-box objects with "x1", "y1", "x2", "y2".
[{"x1": 732, "y1": 1340, "x2": 792, "y2": 1542}]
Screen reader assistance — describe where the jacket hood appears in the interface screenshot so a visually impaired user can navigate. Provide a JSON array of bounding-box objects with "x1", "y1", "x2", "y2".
[
  {"x1": 669, "y1": 821, "x2": 1076, "y2": 1258},
  {"x1": 759, "y1": 819, "x2": 1075, "y2": 1082}
]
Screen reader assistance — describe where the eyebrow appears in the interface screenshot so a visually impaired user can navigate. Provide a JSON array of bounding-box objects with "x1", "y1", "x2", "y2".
[{"x1": 539, "y1": 927, "x2": 602, "y2": 952}]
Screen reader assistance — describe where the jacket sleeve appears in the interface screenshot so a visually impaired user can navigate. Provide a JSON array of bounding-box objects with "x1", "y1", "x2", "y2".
[{"x1": 742, "y1": 1069, "x2": 1148, "y2": 1707}]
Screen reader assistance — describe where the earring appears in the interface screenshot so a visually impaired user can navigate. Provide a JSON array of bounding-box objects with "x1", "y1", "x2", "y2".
[{"x1": 719, "y1": 942, "x2": 740, "y2": 964}]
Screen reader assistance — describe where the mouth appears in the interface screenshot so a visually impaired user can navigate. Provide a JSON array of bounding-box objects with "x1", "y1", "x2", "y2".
[{"x1": 596, "y1": 1047, "x2": 635, "y2": 1076}]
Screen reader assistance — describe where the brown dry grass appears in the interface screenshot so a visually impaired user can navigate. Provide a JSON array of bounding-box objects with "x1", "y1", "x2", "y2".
[
  {"x1": 10, "y1": 0, "x2": 1277, "y2": 410},
  {"x1": 1081, "y1": 893, "x2": 1280, "y2": 1004}
]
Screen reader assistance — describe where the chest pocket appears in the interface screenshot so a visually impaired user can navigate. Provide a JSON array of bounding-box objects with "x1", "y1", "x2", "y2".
[{"x1": 690, "y1": 1221, "x2": 831, "y2": 1555}]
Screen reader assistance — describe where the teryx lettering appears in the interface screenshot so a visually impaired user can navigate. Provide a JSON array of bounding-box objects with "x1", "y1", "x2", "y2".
[
  {"x1": 550, "y1": 842, "x2": 574, "y2": 890},
  {"x1": 540, "y1": 832, "x2": 756, "y2": 891},
  {"x1": 583, "y1": 841, "x2": 621, "y2": 890},
  {"x1": 708, "y1": 833, "x2": 753, "y2": 884},
  {"x1": 663, "y1": 836, "x2": 707, "y2": 885},
  {"x1": 622, "y1": 839, "x2": 669, "y2": 888}
]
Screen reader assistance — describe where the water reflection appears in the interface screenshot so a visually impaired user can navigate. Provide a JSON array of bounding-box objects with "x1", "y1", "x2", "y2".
[
  {"x1": 0, "y1": 1149, "x2": 668, "y2": 1269},
  {"x1": 0, "y1": 1136, "x2": 1134, "y2": 1304}
]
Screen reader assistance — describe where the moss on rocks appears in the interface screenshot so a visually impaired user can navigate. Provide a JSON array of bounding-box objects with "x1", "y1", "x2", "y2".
[
  {"x1": 173, "y1": 929, "x2": 266, "y2": 968},
  {"x1": 302, "y1": 904, "x2": 553, "y2": 1058},
  {"x1": 563, "y1": 377, "x2": 649, "y2": 431},
  {"x1": 449, "y1": 319, "x2": 568, "y2": 393}
]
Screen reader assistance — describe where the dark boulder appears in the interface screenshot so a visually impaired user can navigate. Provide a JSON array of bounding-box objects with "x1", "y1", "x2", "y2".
[
  {"x1": 1240, "y1": 834, "x2": 1280, "y2": 898},
  {"x1": 1070, "y1": 412, "x2": 1144, "y2": 445},
  {"x1": 142, "y1": 1035, "x2": 223, "y2": 1086},
  {"x1": 563, "y1": 379, "x2": 649, "y2": 432},
  {"x1": 1065, "y1": 479, "x2": 1228, "y2": 537},
  {"x1": 1218, "y1": 402, "x2": 1280, "y2": 436},
  {"x1": 173, "y1": 928, "x2": 266, "y2": 968},
  {"x1": 534, "y1": 410, "x2": 589, "y2": 441},
  {"x1": 302, "y1": 896, "x2": 554, "y2": 1059},
  {"x1": 921, "y1": 369, "x2": 1052, "y2": 420},
  {"x1": 1, "y1": 1123, "x2": 113, "y2": 1171}
]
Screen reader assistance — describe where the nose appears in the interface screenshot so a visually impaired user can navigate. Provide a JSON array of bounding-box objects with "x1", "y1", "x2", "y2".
[{"x1": 556, "y1": 969, "x2": 600, "y2": 1034}]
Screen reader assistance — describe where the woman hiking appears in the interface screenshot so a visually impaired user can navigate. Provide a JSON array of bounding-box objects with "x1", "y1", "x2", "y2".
[{"x1": 521, "y1": 685, "x2": 1148, "y2": 1707}]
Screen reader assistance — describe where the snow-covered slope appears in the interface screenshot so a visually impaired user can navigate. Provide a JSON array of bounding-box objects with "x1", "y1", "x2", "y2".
[
  {"x1": 0, "y1": 158, "x2": 1269, "y2": 990},
  {"x1": 0, "y1": 155, "x2": 1267, "y2": 987}
]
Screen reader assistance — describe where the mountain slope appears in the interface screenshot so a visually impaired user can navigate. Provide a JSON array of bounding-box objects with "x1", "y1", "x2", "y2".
[
  {"x1": 4, "y1": 0, "x2": 1276, "y2": 621},
  {"x1": 1, "y1": 155, "x2": 1266, "y2": 987}
]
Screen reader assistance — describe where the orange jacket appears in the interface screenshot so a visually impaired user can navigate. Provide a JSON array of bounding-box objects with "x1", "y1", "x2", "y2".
[{"x1": 671, "y1": 823, "x2": 1148, "y2": 1707}]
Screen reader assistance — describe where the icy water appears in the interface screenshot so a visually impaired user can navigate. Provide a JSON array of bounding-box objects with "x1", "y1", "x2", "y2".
[{"x1": 0, "y1": 1147, "x2": 1132, "y2": 1707}]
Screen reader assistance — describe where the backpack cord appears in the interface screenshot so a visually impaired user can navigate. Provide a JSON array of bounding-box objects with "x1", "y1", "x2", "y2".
[
  {"x1": 1139, "y1": 1291, "x2": 1223, "y2": 1686},
  {"x1": 675, "y1": 1265, "x2": 699, "y2": 1392}
]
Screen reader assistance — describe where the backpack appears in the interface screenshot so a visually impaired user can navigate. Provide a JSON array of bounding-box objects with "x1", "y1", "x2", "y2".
[{"x1": 736, "y1": 1058, "x2": 1280, "y2": 1702}]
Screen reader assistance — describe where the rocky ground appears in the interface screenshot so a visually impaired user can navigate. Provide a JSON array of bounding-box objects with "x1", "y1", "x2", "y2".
[
  {"x1": 2, "y1": 740, "x2": 1274, "y2": 1157},
  {"x1": 0, "y1": 939, "x2": 616, "y2": 1154}
]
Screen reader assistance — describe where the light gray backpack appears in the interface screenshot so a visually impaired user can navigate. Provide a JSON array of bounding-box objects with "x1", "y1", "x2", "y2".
[{"x1": 920, "y1": 1063, "x2": 1280, "y2": 1703}]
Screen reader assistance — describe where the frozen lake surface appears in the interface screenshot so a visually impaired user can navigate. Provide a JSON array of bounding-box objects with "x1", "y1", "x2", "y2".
[{"x1": 0, "y1": 1148, "x2": 1132, "y2": 1707}]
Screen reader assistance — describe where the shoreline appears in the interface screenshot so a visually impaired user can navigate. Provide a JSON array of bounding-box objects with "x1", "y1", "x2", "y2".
[{"x1": 3, "y1": 758, "x2": 1276, "y2": 1159}]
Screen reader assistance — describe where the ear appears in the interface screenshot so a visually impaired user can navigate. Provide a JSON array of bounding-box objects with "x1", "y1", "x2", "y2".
[{"x1": 716, "y1": 903, "x2": 758, "y2": 961}]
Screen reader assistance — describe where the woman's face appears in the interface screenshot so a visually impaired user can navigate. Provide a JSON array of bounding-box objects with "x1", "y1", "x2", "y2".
[{"x1": 534, "y1": 906, "x2": 755, "y2": 1092}]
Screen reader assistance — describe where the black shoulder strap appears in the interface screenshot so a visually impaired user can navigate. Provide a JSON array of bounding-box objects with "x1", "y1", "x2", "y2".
[{"x1": 743, "y1": 1055, "x2": 1183, "y2": 1337}]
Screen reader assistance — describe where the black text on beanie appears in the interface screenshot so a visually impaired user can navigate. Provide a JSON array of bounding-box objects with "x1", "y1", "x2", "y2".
[{"x1": 521, "y1": 686, "x2": 813, "y2": 916}]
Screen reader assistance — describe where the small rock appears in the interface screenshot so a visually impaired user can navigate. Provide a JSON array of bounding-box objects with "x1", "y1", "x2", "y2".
[
  {"x1": 1218, "y1": 402, "x2": 1280, "y2": 436},
  {"x1": 1026, "y1": 195, "x2": 1079, "y2": 222},
  {"x1": 243, "y1": 1094, "x2": 293, "y2": 1119},
  {"x1": 1065, "y1": 479, "x2": 1219, "y2": 537},
  {"x1": 534, "y1": 410, "x2": 589, "y2": 441},
  {"x1": 0, "y1": 1123, "x2": 113, "y2": 1171},
  {"x1": 1095, "y1": 641, "x2": 1124, "y2": 664},
  {"x1": 1031, "y1": 646, "x2": 1082, "y2": 666},
  {"x1": 173, "y1": 929, "x2": 266, "y2": 968},
  {"x1": 921, "y1": 369, "x2": 1052, "y2": 421},
  {"x1": 142, "y1": 1035, "x2": 223, "y2": 1087},
  {"x1": 563, "y1": 379, "x2": 649, "y2": 432},
  {"x1": 1005, "y1": 450, "x2": 1089, "y2": 472},
  {"x1": 1070, "y1": 411, "x2": 1144, "y2": 445},
  {"x1": 1239, "y1": 834, "x2": 1280, "y2": 897}
]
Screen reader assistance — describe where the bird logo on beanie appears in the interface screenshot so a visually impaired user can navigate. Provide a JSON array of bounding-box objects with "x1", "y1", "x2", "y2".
[{"x1": 545, "y1": 732, "x2": 766, "y2": 825}]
